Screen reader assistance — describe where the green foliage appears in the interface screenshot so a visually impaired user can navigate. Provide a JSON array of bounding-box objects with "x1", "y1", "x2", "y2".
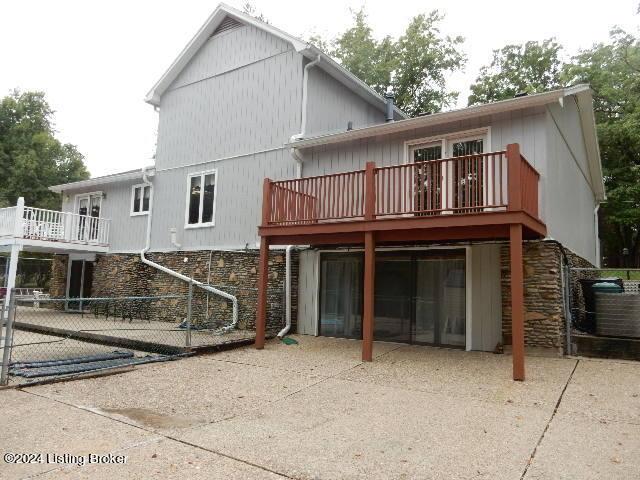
[
  {"x1": 0, "y1": 90, "x2": 89, "y2": 209},
  {"x1": 318, "y1": 8, "x2": 466, "y2": 116},
  {"x1": 468, "y1": 39, "x2": 563, "y2": 105},
  {"x1": 564, "y1": 29, "x2": 640, "y2": 265}
]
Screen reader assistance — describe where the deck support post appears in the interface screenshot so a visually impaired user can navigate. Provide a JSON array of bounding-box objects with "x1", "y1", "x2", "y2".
[
  {"x1": 510, "y1": 223, "x2": 525, "y2": 381},
  {"x1": 255, "y1": 236, "x2": 270, "y2": 350},
  {"x1": 362, "y1": 231, "x2": 375, "y2": 362}
]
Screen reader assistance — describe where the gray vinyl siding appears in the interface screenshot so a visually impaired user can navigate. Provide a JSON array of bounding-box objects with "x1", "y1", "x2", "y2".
[
  {"x1": 470, "y1": 244, "x2": 502, "y2": 351},
  {"x1": 149, "y1": 148, "x2": 296, "y2": 251},
  {"x1": 302, "y1": 107, "x2": 547, "y2": 173},
  {"x1": 170, "y1": 24, "x2": 291, "y2": 90},
  {"x1": 544, "y1": 101, "x2": 598, "y2": 263},
  {"x1": 60, "y1": 181, "x2": 147, "y2": 253},
  {"x1": 305, "y1": 66, "x2": 387, "y2": 137},
  {"x1": 155, "y1": 40, "x2": 303, "y2": 172},
  {"x1": 296, "y1": 249, "x2": 319, "y2": 335}
]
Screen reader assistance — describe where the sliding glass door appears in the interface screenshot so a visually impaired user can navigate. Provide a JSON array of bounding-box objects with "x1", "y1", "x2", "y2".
[
  {"x1": 319, "y1": 254, "x2": 363, "y2": 339},
  {"x1": 414, "y1": 256, "x2": 466, "y2": 347},
  {"x1": 318, "y1": 250, "x2": 466, "y2": 348}
]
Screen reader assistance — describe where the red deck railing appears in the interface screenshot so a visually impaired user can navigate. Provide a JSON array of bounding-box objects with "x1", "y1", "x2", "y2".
[{"x1": 262, "y1": 144, "x2": 540, "y2": 227}]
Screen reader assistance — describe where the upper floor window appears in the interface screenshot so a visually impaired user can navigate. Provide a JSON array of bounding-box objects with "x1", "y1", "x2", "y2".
[
  {"x1": 131, "y1": 184, "x2": 151, "y2": 216},
  {"x1": 186, "y1": 170, "x2": 217, "y2": 227}
]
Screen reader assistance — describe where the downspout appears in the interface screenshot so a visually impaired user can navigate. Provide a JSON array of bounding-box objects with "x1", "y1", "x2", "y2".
[
  {"x1": 277, "y1": 245, "x2": 294, "y2": 338},
  {"x1": 278, "y1": 54, "x2": 321, "y2": 338},
  {"x1": 139, "y1": 167, "x2": 238, "y2": 331},
  {"x1": 289, "y1": 54, "x2": 321, "y2": 177}
]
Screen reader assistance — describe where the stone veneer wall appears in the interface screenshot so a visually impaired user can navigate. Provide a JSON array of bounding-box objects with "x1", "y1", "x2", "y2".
[
  {"x1": 91, "y1": 249, "x2": 298, "y2": 335},
  {"x1": 501, "y1": 240, "x2": 594, "y2": 352},
  {"x1": 50, "y1": 255, "x2": 68, "y2": 298}
]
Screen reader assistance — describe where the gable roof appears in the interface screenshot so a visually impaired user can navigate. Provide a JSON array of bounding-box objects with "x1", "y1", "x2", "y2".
[
  {"x1": 287, "y1": 85, "x2": 605, "y2": 201},
  {"x1": 144, "y1": 3, "x2": 407, "y2": 120}
]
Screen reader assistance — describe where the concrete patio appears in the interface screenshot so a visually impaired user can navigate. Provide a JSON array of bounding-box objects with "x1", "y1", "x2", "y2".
[{"x1": 2, "y1": 335, "x2": 639, "y2": 479}]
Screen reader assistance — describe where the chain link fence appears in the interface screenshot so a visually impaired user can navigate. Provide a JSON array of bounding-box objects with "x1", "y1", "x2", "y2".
[{"x1": 0, "y1": 285, "x2": 255, "y2": 386}]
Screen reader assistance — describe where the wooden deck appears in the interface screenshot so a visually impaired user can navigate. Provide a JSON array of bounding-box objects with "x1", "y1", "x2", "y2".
[{"x1": 255, "y1": 143, "x2": 544, "y2": 381}]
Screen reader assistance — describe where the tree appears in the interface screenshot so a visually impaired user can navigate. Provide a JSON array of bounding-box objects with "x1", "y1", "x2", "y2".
[
  {"x1": 318, "y1": 8, "x2": 465, "y2": 116},
  {"x1": 242, "y1": 3, "x2": 268, "y2": 23},
  {"x1": 0, "y1": 90, "x2": 89, "y2": 209},
  {"x1": 468, "y1": 39, "x2": 563, "y2": 105},
  {"x1": 564, "y1": 29, "x2": 640, "y2": 266}
]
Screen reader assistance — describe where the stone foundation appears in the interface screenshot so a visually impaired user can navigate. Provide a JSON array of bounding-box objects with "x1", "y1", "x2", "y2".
[
  {"x1": 50, "y1": 255, "x2": 68, "y2": 298},
  {"x1": 90, "y1": 249, "x2": 298, "y2": 335},
  {"x1": 501, "y1": 240, "x2": 594, "y2": 352}
]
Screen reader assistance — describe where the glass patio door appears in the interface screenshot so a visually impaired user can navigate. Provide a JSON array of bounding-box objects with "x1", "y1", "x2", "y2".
[
  {"x1": 318, "y1": 250, "x2": 466, "y2": 347},
  {"x1": 319, "y1": 254, "x2": 363, "y2": 339},
  {"x1": 76, "y1": 193, "x2": 102, "y2": 241},
  {"x1": 414, "y1": 255, "x2": 466, "y2": 347},
  {"x1": 448, "y1": 137, "x2": 485, "y2": 212}
]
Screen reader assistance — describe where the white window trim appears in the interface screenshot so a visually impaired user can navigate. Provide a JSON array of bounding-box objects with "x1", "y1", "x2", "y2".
[
  {"x1": 403, "y1": 127, "x2": 492, "y2": 163},
  {"x1": 130, "y1": 183, "x2": 151, "y2": 216},
  {"x1": 74, "y1": 191, "x2": 103, "y2": 217},
  {"x1": 184, "y1": 169, "x2": 218, "y2": 229}
]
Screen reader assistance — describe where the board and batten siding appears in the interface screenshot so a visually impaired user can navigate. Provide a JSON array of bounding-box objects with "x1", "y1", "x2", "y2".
[
  {"x1": 296, "y1": 246, "x2": 503, "y2": 352},
  {"x1": 60, "y1": 181, "x2": 148, "y2": 253}
]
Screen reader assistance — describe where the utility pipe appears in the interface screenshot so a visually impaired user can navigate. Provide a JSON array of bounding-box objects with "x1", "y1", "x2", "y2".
[{"x1": 139, "y1": 167, "x2": 238, "y2": 331}]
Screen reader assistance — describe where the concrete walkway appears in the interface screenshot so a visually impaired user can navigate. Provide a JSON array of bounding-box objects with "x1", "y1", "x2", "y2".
[{"x1": 2, "y1": 336, "x2": 639, "y2": 479}]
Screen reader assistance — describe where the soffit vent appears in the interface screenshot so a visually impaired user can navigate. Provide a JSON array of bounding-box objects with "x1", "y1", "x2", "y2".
[{"x1": 211, "y1": 16, "x2": 243, "y2": 37}]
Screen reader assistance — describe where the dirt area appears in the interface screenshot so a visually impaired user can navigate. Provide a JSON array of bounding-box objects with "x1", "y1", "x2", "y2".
[{"x1": 2, "y1": 336, "x2": 639, "y2": 479}]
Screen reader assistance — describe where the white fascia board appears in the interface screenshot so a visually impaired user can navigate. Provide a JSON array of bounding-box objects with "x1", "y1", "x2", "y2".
[
  {"x1": 49, "y1": 167, "x2": 154, "y2": 193},
  {"x1": 574, "y1": 90, "x2": 606, "y2": 201},
  {"x1": 287, "y1": 86, "x2": 592, "y2": 149}
]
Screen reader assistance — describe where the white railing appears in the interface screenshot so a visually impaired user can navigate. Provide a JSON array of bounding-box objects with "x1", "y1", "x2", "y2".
[
  {"x1": 0, "y1": 201, "x2": 110, "y2": 246},
  {"x1": 0, "y1": 207, "x2": 17, "y2": 238}
]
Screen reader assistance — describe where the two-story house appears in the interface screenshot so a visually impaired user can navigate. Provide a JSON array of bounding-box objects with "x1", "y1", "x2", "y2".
[{"x1": 2, "y1": 3, "x2": 602, "y2": 381}]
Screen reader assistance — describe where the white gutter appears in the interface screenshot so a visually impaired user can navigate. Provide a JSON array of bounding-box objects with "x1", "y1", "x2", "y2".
[{"x1": 139, "y1": 167, "x2": 238, "y2": 331}]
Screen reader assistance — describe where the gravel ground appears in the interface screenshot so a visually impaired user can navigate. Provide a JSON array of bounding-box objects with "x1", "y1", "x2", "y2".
[{"x1": 1, "y1": 335, "x2": 639, "y2": 479}]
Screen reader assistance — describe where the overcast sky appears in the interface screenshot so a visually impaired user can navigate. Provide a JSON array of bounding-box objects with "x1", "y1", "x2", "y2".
[{"x1": 1, "y1": 0, "x2": 638, "y2": 177}]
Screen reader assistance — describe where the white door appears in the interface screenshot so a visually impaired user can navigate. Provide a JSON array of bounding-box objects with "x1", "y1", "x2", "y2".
[{"x1": 75, "y1": 193, "x2": 102, "y2": 241}]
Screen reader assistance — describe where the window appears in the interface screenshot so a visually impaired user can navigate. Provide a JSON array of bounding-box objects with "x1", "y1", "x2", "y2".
[
  {"x1": 186, "y1": 170, "x2": 217, "y2": 227},
  {"x1": 131, "y1": 184, "x2": 151, "y2": 215}
]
